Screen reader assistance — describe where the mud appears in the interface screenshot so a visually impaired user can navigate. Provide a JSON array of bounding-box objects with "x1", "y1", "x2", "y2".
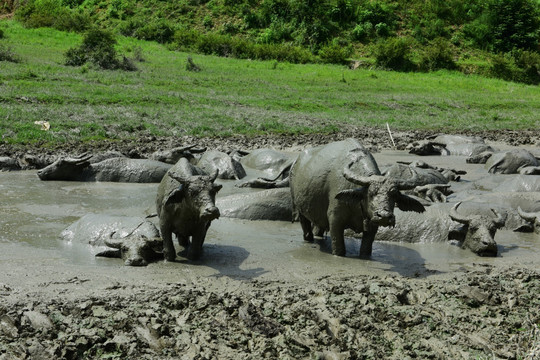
[{"x1": 1, "y1": 129, "x2": 540, "y2": 359}]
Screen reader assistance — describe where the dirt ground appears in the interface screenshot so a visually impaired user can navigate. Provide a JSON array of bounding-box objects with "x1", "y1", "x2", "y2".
[{"x1": 1, "y1": 127, "x2": 540, "y2": 360}]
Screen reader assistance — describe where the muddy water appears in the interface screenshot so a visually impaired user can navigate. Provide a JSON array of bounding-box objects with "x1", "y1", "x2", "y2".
[{"x1": 0, "y1": 149, "x2": 539, "y2": 285}]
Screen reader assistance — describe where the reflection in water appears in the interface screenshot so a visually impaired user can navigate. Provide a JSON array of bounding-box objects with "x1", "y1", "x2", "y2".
[{"x1": 1, "y1": 166, "x2": 539, "y2": 279}]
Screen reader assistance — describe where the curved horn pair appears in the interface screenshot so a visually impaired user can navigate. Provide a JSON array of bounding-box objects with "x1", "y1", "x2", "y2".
[
  {"x1": 518, "y1": 207, "x2": 539, "y2": 222},
  {"x1": 450, "y1": 202, "x2": 507, "y2": 227},
  {"x1": 343, "y1": 162, "x2": 377, "y2": 186}
]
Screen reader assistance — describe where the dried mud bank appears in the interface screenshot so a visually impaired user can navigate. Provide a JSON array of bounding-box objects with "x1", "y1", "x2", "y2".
[
  {"x1": 1, "y1": 127, "x2": 539, "y2": 159},
  {"x1": 0, "y1": 266, "x2": 539, "y2": 359}
]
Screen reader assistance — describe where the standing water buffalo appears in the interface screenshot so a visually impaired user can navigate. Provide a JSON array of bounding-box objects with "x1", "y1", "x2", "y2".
[
  {"x1": 156, "y1": 158, "x2": 222, "y2": 261},
  {"x1": 290, "y1": 139, "x2": 426, "y2": 257},
  {"x1": 37, "y1": 155, "x2": 171, "y2": 183}
]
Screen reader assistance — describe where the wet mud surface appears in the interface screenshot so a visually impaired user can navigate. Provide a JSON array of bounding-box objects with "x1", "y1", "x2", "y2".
[{"x1": 1, "y1": 129, "x2": 540, "y2": 359}]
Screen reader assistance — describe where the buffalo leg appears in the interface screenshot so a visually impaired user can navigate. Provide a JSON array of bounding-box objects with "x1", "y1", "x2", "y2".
[
  {"x1": 176, "y1": 234, "x2": 189, "y2": 257},
  {"x1": 159, "y1": 223, "x2": 176, "y2": 262},
  {"x1": 188, "y1": 227, "x2": 207, "y2": 260},
  {"x1": 299, "y1": 214, "x2": 313, "y2": 242},
  {"x1": 360, "y1": 224, "x2": 378, "y2": 258}
]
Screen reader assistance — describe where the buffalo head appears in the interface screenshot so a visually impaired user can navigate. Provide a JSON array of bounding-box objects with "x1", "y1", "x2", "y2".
[
  {"x1": 37, "y1": 155, "x2": 92, "y2": 181},
  {"x1": 516, "y1": 207, "x2": 540, "y2": 233},
  {"x1": 449, "y1": 202, "x2": 506, "y2": 256},
  {"x1": 97, "y1": 235, "x2": 164, "y2": 266},
  {"x1": 337, "y1": 162, "x2": 425, "y2": 227},
  {"x1": 166, "y1": 169, "x2": 222, "y2": 221}
]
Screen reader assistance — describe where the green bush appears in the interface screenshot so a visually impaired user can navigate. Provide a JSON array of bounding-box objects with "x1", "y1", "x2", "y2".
[
  {"x1": 15, "y1": 0, "x2": 90, "y2": 32},
  {"x1": 318, "y1": 42, "x2": 352, "y2": 65},
  {"x1": 418, "y1": 37, "x2": 457, "y2": 71},
  {"x1": 0, "y1": 28, "x2": 4, "y2": 39},
  {"x1": 0, "y1": 44, "x2": 21, "y2": 63},
  {"x1": 515, "y1": 50, "x2": 540, "y2": 85},
  {"x1": 65, "y1": 28, "x2": 136, "y2": 70},
  {"x1": 373, "y1": 37, "x2": 416, "y2": 71}
]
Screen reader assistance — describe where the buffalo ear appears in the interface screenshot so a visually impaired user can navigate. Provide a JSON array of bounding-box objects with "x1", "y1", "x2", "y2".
[
  {"x1": 164, "y1": 184, "x2": 185, "y2": 206},
  {"x1": 396, "y1": 193, "x2": 426, "y2": 213},
  {"x1": 213, "y1": 184, "x2": 223, "y2": 193},
  {"x1": 335, "y1": 188, "x2": 367, "y2": 203}
]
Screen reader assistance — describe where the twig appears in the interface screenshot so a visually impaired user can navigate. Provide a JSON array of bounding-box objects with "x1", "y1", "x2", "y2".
[{"x1": 386, "y1": 122, "x2": 396, "y2": 149}]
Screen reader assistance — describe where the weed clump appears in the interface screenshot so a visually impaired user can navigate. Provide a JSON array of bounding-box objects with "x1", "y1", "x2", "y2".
[
  {"x1": 65, "y1": 28, "x2": 136, "y2": 71},
  {"x1": 186, "y1": 56, "x2": 201, "y2": 72},
  {"x1": 0, "y1": 44, "x2": 21, "y2": 63}
]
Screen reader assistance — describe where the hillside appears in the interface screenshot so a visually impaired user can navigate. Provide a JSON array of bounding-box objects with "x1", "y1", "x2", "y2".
[{"x1": 4, "y1": 0, "x2": 540, "y2": 83}]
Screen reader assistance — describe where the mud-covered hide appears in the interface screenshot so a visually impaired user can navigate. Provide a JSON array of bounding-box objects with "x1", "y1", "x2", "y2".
[
  {"x1": 519, "y1": 166, "x2": 540, "y2": 175},
  {"x1": 240, "y1": 148, "x2": 295, "y2": 174},
  {"x1": 516, "y1": 208, "x2": 540, "y2": 233},
  {"x1": 60, "y1": 214, "x2": 163, "y2": 266},
  {"x1": 383, "y1": 163, "x2": 449, "y2": 185},
  {"x1": 156, "y1": 158, "x2": 222, "y2": 261},
  {"x1": 150, "y1": 145, "x2": 205, "y2": 164},
  {"x1": 197, "y1": 150, "x2": 246, "y2": 180},
  {"x1": 37, "y1": 156, "x2": 171, "y2": 183},
  {"x1": 486, "y1": 149, "x2": 539, "y2": 174},
  {"x1": 0, "y1": 157, "x2": 21, "y2": 171},
  {"x1": 408, "y1": 135, "x2": 493, "y2": 156},
  {"x1": 290, "y1": 139, "x2": 425, "y2": 258},
  {"x1": 217, "y1": 188, "x2": 292, "y2": 221},
  {"x1": 492, "y1": 175, "x2": 540, "y2": 192},
  {"x1": 376, "y1": 202, "x2": 505, "y2": 256}
]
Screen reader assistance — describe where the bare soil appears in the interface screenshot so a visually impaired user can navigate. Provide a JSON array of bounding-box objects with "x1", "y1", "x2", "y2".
[{"x1": 1, "y1": 127, "x2": 539, "y2": 360}]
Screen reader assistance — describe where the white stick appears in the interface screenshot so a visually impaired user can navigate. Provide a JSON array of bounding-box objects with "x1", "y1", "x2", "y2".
[{"x1": 386, "y1": 122, "x2": 396, "y2": 149}]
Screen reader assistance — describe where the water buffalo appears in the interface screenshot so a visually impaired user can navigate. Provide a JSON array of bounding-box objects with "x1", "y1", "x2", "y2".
[
  {"x1": 156, "y1": 158, "x2": 222, "y2": 261},
  {"x1": 486, "y1": 149, "x2": 539, "y2": 174},
  {"x1": 37, "y1": 155, "x2": 171, "y2": 183},
  {"x1": 60, "y1": 214, "x2": 163, "y2": 266},
  {"x1": 290, "y1": 139, "x2": 425, "y2": 257},
  {"x1": 240, "y1": 148, "x2": 295, "y2": 174},
  {"x1": 408, "y1": 135, "x2": 493, "y2": 156},
  {"x1": 516, "y1": 207, "x2": 540, "y2": 233},
  {"x1": 375, "y1": 202, "x2": 506, "y2": 256},
  {"x1": 150, "y1": 145, "x2": 206, "y2": 164},
  {"x1": 217, "y1": 188, "x2": 293, "y2": 221},
  {"x1": 197, "y1": 150, "x2": 246, "y2": 180}
]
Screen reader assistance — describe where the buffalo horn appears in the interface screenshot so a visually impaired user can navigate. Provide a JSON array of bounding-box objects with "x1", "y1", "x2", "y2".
[
  {"x1": 167, "y1": 172, "x2": 189, "y2": 184},
  {"x1": 449, "y1": 202, "x2": 470, "y2": 225},
  {"x1": 209, "y1": 169, "x2": 219, "y2": 182},
  {"x1": 65, "y1": 155, "x2": 92, "y2": 165},
  {"x1": 343, "y1": 162, "x2": 373, "y2": 186},
  {"x1": 104, "y1": 237, "x2": 123, "y2": 249},
  {"x1": 491, "y1": 208, "x2": 507, "y2": 228},
  {"x1": 517, "y1": 207, "x2": 538, "y2": 222},
  {"x1": 395, "y1": 167, "x2": 420, "y2": 190}
]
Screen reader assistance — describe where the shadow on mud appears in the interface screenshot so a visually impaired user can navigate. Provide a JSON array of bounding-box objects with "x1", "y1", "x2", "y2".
[
  {"x1": 178, "y1": 244, "x2": 269, "y2": 280},
  {"x1": 315, "y1": 235, "x2": 442, "y2": 278}
]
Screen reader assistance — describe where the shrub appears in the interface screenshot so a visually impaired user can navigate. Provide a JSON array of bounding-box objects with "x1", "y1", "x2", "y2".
[
  {"x1": 0, "y1": 44, "x2": 21, "y2": 63},
  {"x1": 134, "y1": 19, "x2": 175, "y2": 43},
  {"x1": 15, "y1": 0, "x2": 90, "y2": 32},
  {"x1": 373, "y1": 37, "x2": 416, "y2": 71},
  {"x1": 0, "y1": 29, "x2": 4, "y2": 39},
  {"x1": 418, "y1": 38, "x2": 457, "y2": 71},
  {"x1": 65, "y1": 28, "x2": 136, "y2": 70},
  {"x1": 514, "y1": 50, "x2": 540, "y2": 84},
  {"x1": 318, "y1": 42, "x2": 353, "y2": 65}
]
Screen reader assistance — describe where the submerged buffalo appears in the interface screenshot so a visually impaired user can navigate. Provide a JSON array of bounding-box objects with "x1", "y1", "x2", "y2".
[
  {"x1": 38, "y1": 155, "x2": 171, "y2": 183},
  {"x1": 217, "y1": 188, "x2": 293, "y2": 221},
  {"x1": 60, "y1": 214, "x2": 163, "y2": 266},
  {"x1": 516, "y1": 207, "x2": 540, "y2": 233},
  {"x1": 290, "y1": 139, "x2": 425, "y2": 257},
  {"x1": 197, "y1": 150, "x2": 246, "y2": 180},
  {"x1": 486, "y1": 149, "x2": 540, "y2": 174},
  {"x1": 375, "y1": 202, "x2": 506, "y2": 256},
  {"x1": 156, "y1": 158, "x2": 222, "y2": 261}
]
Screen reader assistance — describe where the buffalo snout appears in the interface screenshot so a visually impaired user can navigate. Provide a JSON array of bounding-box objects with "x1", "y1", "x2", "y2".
[{"x1": 201, "y1": 206, "x2": 220, "y2": 220}]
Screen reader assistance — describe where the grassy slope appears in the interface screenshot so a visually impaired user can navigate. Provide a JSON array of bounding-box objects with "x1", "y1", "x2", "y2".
[{"x1": 1, "y1": 20, "x2": 539, "y2": 145}]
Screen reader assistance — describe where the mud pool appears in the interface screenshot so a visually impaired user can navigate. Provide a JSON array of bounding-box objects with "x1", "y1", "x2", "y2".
[{"x1": 1, "y1": 148, "x2": 539, "y2": 287}]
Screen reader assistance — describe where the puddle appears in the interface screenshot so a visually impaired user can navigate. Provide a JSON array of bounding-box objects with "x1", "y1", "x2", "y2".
[{"x1": 0, "y1": 149, "x2": 539, "y2": 281}]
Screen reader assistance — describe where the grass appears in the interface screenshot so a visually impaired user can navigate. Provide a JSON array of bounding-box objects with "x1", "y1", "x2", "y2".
[{"x1": 0, "y1": 20, "x2": 539, "y2": 145}]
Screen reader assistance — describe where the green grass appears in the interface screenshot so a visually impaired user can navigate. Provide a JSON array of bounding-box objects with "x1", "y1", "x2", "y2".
[{"x1": 1, "y1": 20, "x2": 539, "y2": 145}]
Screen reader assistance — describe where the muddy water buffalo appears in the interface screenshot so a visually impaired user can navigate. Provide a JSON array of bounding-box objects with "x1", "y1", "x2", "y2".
[
  {"x1": 516, "y1": 207, "x2": 540, "y2": 233},
  {"x1": 156, "y1": 158, "x2": 222, "y2": 261},
  {"x1": 60, "y1": 214, "x2": 163, "y2": 266},
  {"x1": 37, "y1": 156, "x2": 171, "y2": 183},
  {"x1": 290, "y1": 139, "x2": 425, "y2": 257},
  {"x1": 375, "y1": 202, "x2": 506, "y2": 256},
  {"x1": 217, "y1": 188, "x2": 293, "y2": 221},
  {"x1": 486, "y1": 149, "x2": 539, "y2": 174},
  {"x1": 197, "y1": 150, "x2": 246, "y2": 180}
]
